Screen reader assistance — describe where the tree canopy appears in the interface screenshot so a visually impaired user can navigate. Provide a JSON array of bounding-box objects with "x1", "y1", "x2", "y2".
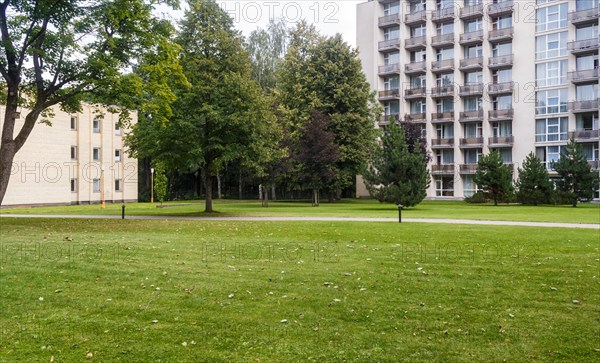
[
  {"x1": 515, "y1": 152, "x2": 554, "y2": 205},
  {"x1": 474, "y1": 150, "x2": 513, "y2": 206},
  {"x1": 553, "y1": 139, "x2": 599, "y2": 207}
]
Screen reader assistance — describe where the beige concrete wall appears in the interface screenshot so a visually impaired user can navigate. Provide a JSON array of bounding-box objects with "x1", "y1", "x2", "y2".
[{"x1": 0, "y1": 104, "x2": 138, "y2": 206}]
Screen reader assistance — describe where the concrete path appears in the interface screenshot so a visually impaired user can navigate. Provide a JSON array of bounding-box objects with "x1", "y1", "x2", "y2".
[{"x1": 1, "y1": 214, "x2": 598, "y2": 229}]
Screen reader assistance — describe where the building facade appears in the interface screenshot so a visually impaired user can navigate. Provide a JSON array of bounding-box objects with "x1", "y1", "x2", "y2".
[
  {"x1": 0, "y1": 104, "x2": 138, "y2": 206},
  {"x1": 356, "y1": 0, "x2": 599, "y2": 199}
]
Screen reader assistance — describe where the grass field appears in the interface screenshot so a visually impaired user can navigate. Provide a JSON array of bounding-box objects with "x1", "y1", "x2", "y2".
[
  {"x1": 1, "y1": 217, "x2": 598, "y2": 362},
  {"x1": 1, "y1": 199, "x2": 599, "y2": 224}
]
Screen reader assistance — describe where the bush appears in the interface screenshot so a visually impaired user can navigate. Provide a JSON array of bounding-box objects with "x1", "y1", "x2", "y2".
[{"x1": 464, "y1": 192, "x2": 489, "y2": 204}]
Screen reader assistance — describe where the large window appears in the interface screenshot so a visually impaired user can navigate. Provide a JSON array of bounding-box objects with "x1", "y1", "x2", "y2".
[
  {"x1": 435, "y1": 176, "x2": 454, "y2": 197},
  {"x1": 384, "y1": 76, "x2": 399, "y2": 90},
  {"x1": 492, "y1": 15, "x2": 512, "y2": 30},
  {"x1": 463, "y1": 175, "x2": 479, "y2": 198},
  {"x1": 384, "y1": 26, "x2": 400, "y2": 41},
  {"x1": 383, "y1": 2, "x2": 400, "y2": 15},
  {"x1": 410, "y1": 100, "x2": 426, "y2": 114},
  {"x1": 576, "y1": 113, "x2": 599, "y2": 131},
  {"x1": 436, "y1": 73, "x2": 454, "y2": 86},
  {"x1": 384, "y1": 51, "x2": 400, "y2": 65},
  {"x1": 464, "y1": 18, "x2": 482, "y2": 33},
  {"x1": 535, "y1": 32, "x2": 568, "y2": 60},
  {"x1": 576, "y1": 24, "x2": 598, "y2": 40},
  {"x1": 411, "y1": 24, "x2": 426, "y2": 37},
  {"x1": 492, "y1": 148, "x2": 513, "y2": 164},
  {"x1": 437, "y1": 22, "x2": 453, "y2": 35},
  {"x1": 436, "y1": 149, "x2": 454, "y2": 164},
  {"x1": 576, "y1": 0, "x2": 599, "y2": 11},
  {"x1": 464, "y1": 122, "x2": 482, "y2": 138},
  {"x1": 464, "y1": 149, "x2": 482, "y2": 164},
  {"x1": 492, "y1": 43, "x2": 512, "y2": 57},
  {"x1": 492, "y1": 122, "x2": 512, "y2": 137},
  {"x1": 535, "y1": 117, "x2": 568, "y2": 142},
  {"x1": 436, "y1": 99, "x2": 454, "y2": 113},
  {"x1": 465, "y1": 71, "x2": 483, "y2": 85},
  {"x1": 492, "y1": 95, "x2": 512, "y2": 110},
  {"x1": 411, "y1": 50, "x2": 427, "y2": 62},
  {"x1": 536, "y1": 60, "x2": 567, "y2": 87},
  {"x1": 536, "y1": 145, "x2": 563, "y2": 169},
  {"x1": 410, "y1": 75, "x2": 426, "y2": 88},
  {"x1": 576, "y1": 54, "x2": 598, "y2": 71},
  {"x1": 464, "y1": 97, "x2": 482, "y2": 111},
  {"x1": 465, "y1": 44, "x2": 483, "y2": 58},
  {"x1": 436, "y1": 47, "x2": 454, "y2": 61},
  {"x1": 384, "y1": 101, "x2": 400, "y2": 115},
  {"x1": 576, "y1": 84, "x2": 598, "y2": 101},
  {"x1": 409, "y1": 0, "x2": 426, "y2": 12},
  {"x1": 436, "y1": 123, "x2": 454, "y2": 139},
  {"x1": 492, "y1": 69, "x2": 512, "y2": 84},
  {"x1": 536, "y1": 3, "x2": 568, "y2": 32},
  {"x1": 536, "y1": 88, "x2": 568, "y2": 115}
]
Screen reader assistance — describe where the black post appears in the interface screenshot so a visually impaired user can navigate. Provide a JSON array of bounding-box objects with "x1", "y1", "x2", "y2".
[
  {"x1": 121, "y1": 204, "x2": 125, "y2": 219},
  {"x1": 397, "y1": 203, "x2": 403, "y2": 223}
]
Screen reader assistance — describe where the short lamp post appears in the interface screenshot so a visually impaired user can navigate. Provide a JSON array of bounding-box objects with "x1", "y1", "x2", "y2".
[
  {"x1": 100, "y1": 165, "x2": 106, "y2": 209},
  {"x1": 397, "y1": 203, "x2": 403, "y2": 223},
  {"x1": 150, "y1": 167, "x2": 155, "y2": 204}
]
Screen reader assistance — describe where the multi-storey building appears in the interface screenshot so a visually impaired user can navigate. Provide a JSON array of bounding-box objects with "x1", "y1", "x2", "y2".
[
  {"x1": 0, "y1": 104, "x2": 138, "y2": 206},
  {"x1": 356, "y1": 0, "x2": 599, "y2": 199}
]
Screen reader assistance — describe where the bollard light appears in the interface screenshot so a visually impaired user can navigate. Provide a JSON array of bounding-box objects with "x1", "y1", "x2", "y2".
[{"x1": 397, "y1": 203, "x2": 403, "y2": 223}]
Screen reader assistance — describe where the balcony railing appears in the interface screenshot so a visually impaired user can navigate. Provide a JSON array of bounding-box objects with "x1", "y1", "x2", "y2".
[
  {"x1": 431, "y1": 6, "x2": 456, "y2": 22},
  {"x1": 378, "y1": 89, "x2": 400, "y2": 99},
  {"x1": 459, "y1": 30, "x2": 483, "y2": 45},
  {"x1": 378, "y1": 13, "x2": 401, "y2": 27},
  {"x1": 489, "y1": 109, "x2": 514, "y2": 120},
  {"x1": 431, "y1": 59, "x2": 454, "y2": 72},
  {"x1": 405, "y1": 113, "x2": 427, "y2": 122},
  {"x1": 488, "y1": 136, "x2": 515, "y2": 146},
  {"x1": 488, "y1": 54, "x2": 514, "y2": 69},
  {"x1": 459, "y1": 110, "x2": 484, "y2": 122},
  {"x1": 569, "y1": 129, "x2": 600, "y2": 140},
  {"x1": 460, "y1": 137, "x2": 484, "y2": 147},
  {"x1": 431, "y1": 138, "x2": 455, "y2": 148},
  {"x1": 379, "y1": 114, "x2": 400, "y2": 124},
  {"x1": 431, "y1": 85, "x2": 455, "y2": 97},
  {"x1": 405, "y1": 61, "x2": 427, "y2": 74},
  {"x1": 431, "y1": 33, "x2": 454, "y2": 47},
  {"x1": 459, "y1": 164, "x2": 478, "y2": 174},
  {"x1": 404, "y1": 87, "x2": 427, "y2": 99},
  {"x1": 378, "y1": 63, "x2": 401, "y2": 75},
  {"x1": 459, "y1": 56, "x2": 484, "y2": 70},
  {"x1": 460, "y1": 3, "x2": 484, "y2": 19},
  {"x1": 569, "y1": 99, "x2": 599, "y2": 112},
  {"x1": 378, "y1": 38, "x2": 401, "y2": 51},
  {"x1": 487, "y1": 82, "x2": 514, "y2": 95},
  {"x1": 460, "y1": 83, "x2": 484, "y2": 96},
  {"x1": 405, "y1": 35, "x2": 427, "y2": 50},
  {"x1": 488, "y1": 27, "x2": 514, "y2": 42},
  {"x1": 567, "y1": 38, "x2": 599, "y2": 54},
  {"x1": 568, "y1": 7, "x2": 599, "y2": 25},
  {"x1": 430, "y1": 112, "x2": 455, "y2": 122},
  {"x1": 487, "y1": 0, "x2": 514, "y2": 16},
  {"x1": 568, "y1": 68, "x2": 599, "y2": 84},
  {"x1": 405, "y1": 10, "x2": 427, "y2": 25},
  {"x1": 431, "y1": 164, "x2": 456, "y2": 174}
]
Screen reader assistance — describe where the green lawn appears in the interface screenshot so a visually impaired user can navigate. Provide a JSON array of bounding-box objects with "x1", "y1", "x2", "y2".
[
  {"x1": 1, "y1": 218, "x2": 598, "y2": 362},
  {"x1": 1, "y1": 199, "x2": 599, "y2": 224}
]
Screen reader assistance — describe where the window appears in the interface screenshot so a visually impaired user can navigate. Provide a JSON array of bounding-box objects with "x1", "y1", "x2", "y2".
[
  {"x1": 492, "y1": 43, "x2": 512, "y2": 57},
  {"x1": 464, "y1": 97, "x2": 482, "y2": 111},
  {"x1": 436, "y1": 149, "x2": 454, "y2": 164},
  {"x1": 435, "y1": 176, "x2": 454, "y2": 197},
  {"x1": 436, "y1": 47, "x2": 454, "y2": 61},
  {"x1": 576, "y1": 24, "x2": 598, "y2": 41},
  {"x1": 410, "y1": 75, "x2": 426, "y2": 88},
  {"x1": 492, "y1": 69, "x2": 512, "y2": 84},
  {"x1": 535, "y1": 32, "x2": 568, "y2": 60},
  {"x1": 115, "y1": 122, "x2": 121, "y2": 136},
  {"x1": 576, "y1": 0, "x2": 599, "y2": 11},
  {"x1": 436, "y1": 73, "x2": 454, "y2": 87},
  {"x1": 436, "y1": 99, "x2": 454, "y2": 113},
  {"x1": 436, "y1": 123, "x2": 454, "y2": 139},
  {"x1": 465, "y1": 0, "x2": 482, "y2": 5},
  {"x1": 384, "y1": 51, "x2": 400, "y2": 65},
  {"x1": 70, "y1": 116, "x2": 77, "y2": 130},
  {"x1": 437, "y1": 22, "x2": 453, "y2": 35},
  {"x1": 463, "y1": 175, "x2": 479, "y2": 198},
  {"x1": 93, "y1": 179, "x2": 101, "y2": 193},
  {"x1": 464, "y1": 18, "x2": 482, "y2": 33},
  {"x1": 384, "y1": 76, "x2": 400, "y2": 90},
  {"x1": 465, "y1": 44, "x2": 483, "y2": 59},
  {"x1": 115, "y1": 179, "x2": 122, "y2": 192},
  {"x1": 411, "y1": 24, "x2": 426, "y2": 37},
  {"x1": 576, "y1": 54, "x2": 598, "y2": 71},
  {"x1": 384, "y1": 101, "x2": 400, "y2": 115},
  {"x1": 536, "y1": 60, "x2": 567, "y2": 87},
  {"x1": 536, "y1": 145, "x2": 563, "y2": 169},
  {"x1": 536, "y1": 3, "x2": 568, "y2": 32},
  {"x1": 576, "y1": 84, "x2": 598, "y2": 101},
  {"x1": 535, "y1": 117, "x2": 568, "y2": 142},
  {"x1": 582, "y1": 143, "x2": 599, "y2": 161},
  {"x1": 464, "y1": 122, "x2": 482, "y2": 138},
  {"x1": 71, "y1": 146, "x2": 77, "y2": 160},
  {"x1": 464, "y1": 71, "x2": 483, "y2": 85},
  {"x1": 410, "y1": 100, "x2": 426, "y2": 114},
  {"x1": 383, "y1": 2, "x2": 400, "y2": 15},
  {"x1": 93, "y1": 147, "x2": 101, "y2": 161},
  {"x1": 536, "y1": 88, "x2": 568, "y2": 115},
  {"x1": 464, "y1": 149, "x2": 482, "y2": 164},
  {"x1": 492, "y1": 95, "x2": 512, "y2": 110},
  {"x1": 409, "y1": 0, "x2": 426, "y2": 13},
  {"x1": 576, "y1": 113, "x2": 599, "y2": 131},
  {"x1": 491, "y1": 148, "x2": 512, "y2": 164},
  {"x1": 492, "y1": 122, "x2": 512, "y2": 137},
  {"x1": 115, "y1": 149, "x2": 122, "y2": 162},
  {"x1": 411, "y1": 50, "x2": 427, "y2": 62},
  {"x1": 384, "y1": 26, "x2": 400, "y2": 41},
  {"x1": 71, "y1": 178, "x2": 77, "y2": 193},
  {"x1": 93, "y1": 116, "x2": 102, "y2": 133},
  {"x1": 436, "y1": 0, "x2": 454, "y2": 10},
  {"x1": 492, "y1": 15, "x2": 512, "y2": 30}
]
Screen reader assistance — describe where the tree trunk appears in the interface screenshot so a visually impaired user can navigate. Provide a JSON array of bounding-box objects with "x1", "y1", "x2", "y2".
[
  {"x1": 238, "y1": 171, "x2": 243, "y2": 200},
  {"x1": 312, "y1": 188, "x2": 319, "y2": 207},
  {"x1": 0, "y1": 96, "x2": 21, "y2": 206},
  {"x1": 271, "y1": 185, "x2": 276, "y2": 201},
  {"x1": 217, "y1": 174, "x2": 222, "y2": 199},
  {"x1": 262, "y1": 186, "x2": 269, "y2": 208},
  {"x1": 0, "y1": 141, "x2": 17, "y2": 205},
  {"x1": 204, "y1": 164, "x2": 213, "y2": 213}
]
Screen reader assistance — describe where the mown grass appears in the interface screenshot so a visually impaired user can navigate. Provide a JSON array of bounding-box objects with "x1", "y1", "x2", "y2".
[
  {"x1": 1, "y1": 218, "x2": 598, "y2": 362},
  {"x1": 1, "y1": 199, "x2": 599, "y2": 224}
]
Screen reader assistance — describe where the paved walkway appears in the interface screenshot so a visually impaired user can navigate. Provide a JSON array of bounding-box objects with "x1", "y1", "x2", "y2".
[{"x1": 1, "y1": 214, "x2": 598, "y2": 229}]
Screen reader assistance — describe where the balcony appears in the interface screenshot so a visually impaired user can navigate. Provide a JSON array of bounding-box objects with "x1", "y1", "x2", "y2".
[
  {"x1": 569, "y1": 99, "x2": 599, "y2": 112},
  {"x1": 460, "y1": 3, "x2": 484, "y2": 19},
  {"x1": 405, "y1": 35, "x2": 427, "y2": 50},
  {"x1": 568, "y1": 68, "x2": 599, "y2": 84},
  {"x1": 405, "y1": 113, "x2": 427, "y2": 122},
  {"x1": 460, "y1": 137, "x2": 484, "y2": 148},
  {"x1": 567, "y1": 38, "x2": 599, "y2": 54},
  {"x1": 487, "y1": 0, "x2": 514, "y2": 17},
  {"x1": 378, "y1": 13, "x2": 401, "y2": 27},
  {"x1": 378, "y1": 89, "x2": 400, "y2": 100},
  {"x1": 459, "y1": 30, "x2": 483, "y2": 45},
  {"x1": 488, "y1": 27, "x2": 513, "y2": 42},
  {"x1": 405, "y1": 10, "x2": 427, "y2": 25},
  {"x1": 569, "y1": 129, "x2": 600, "y2": 141},
  {"x1": 431, "y1": 33, "x2": 454, "y2": 47},
  {"x1": 431, "y1": 164, "x2": 456, "y2": 174},
  {"x1": 488, "y1": 135, "x2": 514, "y2": 146},
  {"x1": 459, "y1": 57, "x2": 484, "y2": 71},
  {"x1": 588, "y1": 160, "x2": 600, "y2": 170},
  {"x1": 487, "y1": 82, "x2": 514, "y2": 95},
  {"x1": 378, "y1": 38, "x2": 401, "y2": 51},
  {"x1": 488, "y1": 54, "x2": 513, "y2": 69},
  {"x1": 431, "y1": 6, "x2": 456, "y2": 22},
  {"x1": 489, "y1": 109, "x2": 514, "y2": 120},
  {"x1": 430, "y1": 112, "x2": 455, "y2": 123},
  {"x1": 379, "y1": 114, "x2": 401, "y2": 125},
  {"x1": 405, "y1": 61, "x2": 427, "y2": 74},
  {"x1": 459, "y1": 164, "x2": 478, "y2": 174},
  {"x1": 431, "y1": 59, "x2": 454, "y2": 73},
  {"x1": 459, "y1": 110, "x2": 484, "y2": 122},
  {"x1": 430, "y1": 85, "x2": 455, "y2": 98},
  {"x1": 459, "y1": 83, "x2": 484, "y2": 96},
  {"x1": 404, "y1": 87, "x2": 427, "y2": 99},
  {"x1": 431, "y1": 138, "x2": 455, "y2": 148},
  {"x1": 378, "y1": 63, "x2": 401, "y2": 75},
  {"x1": 568, "y1": 7, "x2": 599, "y2": 25}
]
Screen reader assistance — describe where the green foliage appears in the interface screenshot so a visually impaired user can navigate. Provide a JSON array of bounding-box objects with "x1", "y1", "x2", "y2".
[
  {"x1": 515, "y1": 152, "x2": 554, "y2": 205},
  {"x1": 464, "y1": 191, "x2": 490, "y2": 204},
  {"x1": 553, "y1": 139, "x2": 599, "y2": 207},
  {"x1": 153, "y1": 162, "x2": 168, "y2": 205},
  {"x1": 363, "y1": 121, "x2": 430, "y2": 207},
  {"x1": 245, "y1": 19, "x2": 288, "y2": 91},
  {"x1": 474, "y1": 150, "x2": 514, "y2": 206}
]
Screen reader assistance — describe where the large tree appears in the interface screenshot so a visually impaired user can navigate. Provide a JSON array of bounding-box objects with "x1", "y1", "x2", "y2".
[
  {"x1": 474, "y1": 150, "x2": 513, "y2": 206},
  {"x1": 363, "y1": 120, "x2": 430, "y2": 207},
  {"x1": 0, "y1": 0, "x2": 178, "y2": 205},
  {"x1": 515, "y1": 152, "x2": 554, "y2": 205},
  {"x1": 246, "y1": 18, "x2": 287, "y2": 92},
  {"x1": 553, "y1": 139, "x2": 599, "y2": 207}
]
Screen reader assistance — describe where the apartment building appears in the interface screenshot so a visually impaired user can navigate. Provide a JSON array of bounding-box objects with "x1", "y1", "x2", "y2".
[
  {"x1": 0, "y1": 104, "x2": 138, "y2": 206},
  {"x1": 356, "y1": 0, "x2": 599, "y2": 199}
]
